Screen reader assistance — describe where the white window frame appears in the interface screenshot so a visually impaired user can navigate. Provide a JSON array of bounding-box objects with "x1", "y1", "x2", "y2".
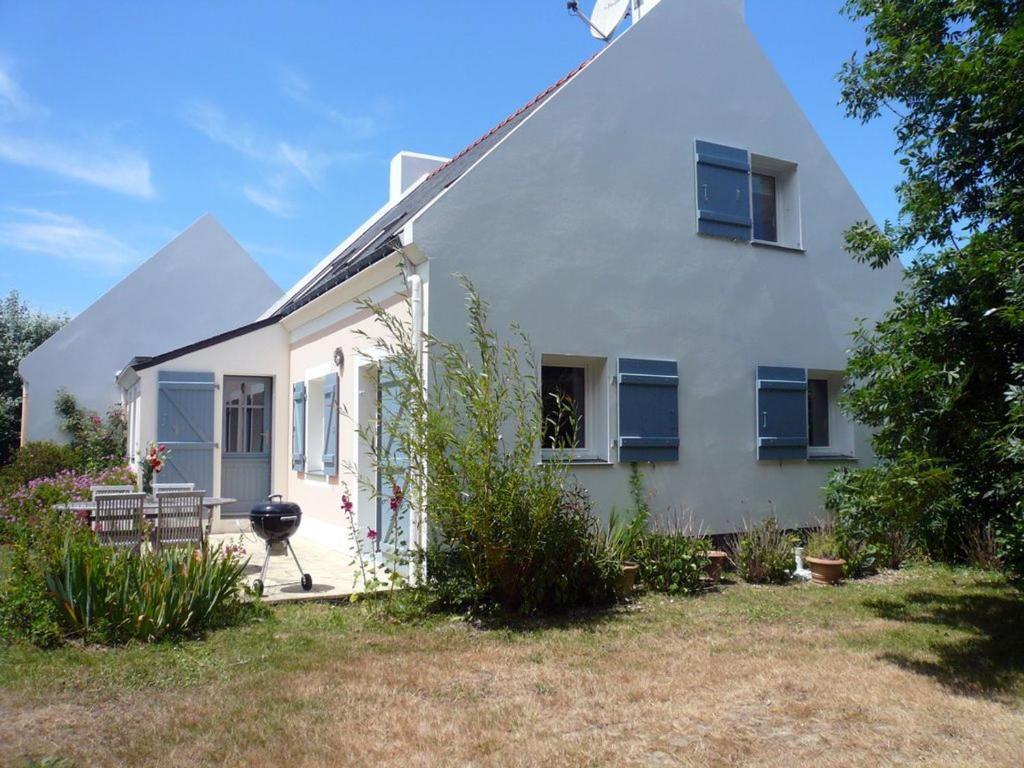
[
  {"x1": 302, "y1": 363, "x2": 334, "y2": 477},
  {"x1": 540, "y1": 354, "x2": 609, "y2": 463},
  {"x1": 750, "y1": 153, "x2": 802, "y2": 250},
  {"x1": 806, "y1": 370, "x2": 854, "y2": 459}
]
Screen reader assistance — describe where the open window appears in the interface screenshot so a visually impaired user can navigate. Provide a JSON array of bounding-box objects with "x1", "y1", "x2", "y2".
[
  {"x1": 806, "y1": 370, "x2": 854, "y2": 459},
  {"x1": 750, "y1": 154, "x2": 802, "y2": 249},
  {"x1": 540, "y1": 354, "x2": 609, "y2": 462}
]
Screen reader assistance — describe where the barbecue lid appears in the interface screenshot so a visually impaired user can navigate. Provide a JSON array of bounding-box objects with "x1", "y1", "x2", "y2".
[{"x1": 250, "y1": 495, "x2": 301, "y2": 517}]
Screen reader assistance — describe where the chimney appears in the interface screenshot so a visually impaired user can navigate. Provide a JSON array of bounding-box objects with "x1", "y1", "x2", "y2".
[{"x1": 389, "y1": 151, "x2": 450, "y2": 202}]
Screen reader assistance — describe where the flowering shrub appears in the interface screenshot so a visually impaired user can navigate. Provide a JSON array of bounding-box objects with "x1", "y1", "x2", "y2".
[
  {"x1": 0, "y1": 465, "x2": 136, "y2": 645},
  {"x1": 341, "y1": 491, "x2": 408, "y2": 596},
  {"x1": 54, "y1": 389, "x2": 127, "y2": 471}
]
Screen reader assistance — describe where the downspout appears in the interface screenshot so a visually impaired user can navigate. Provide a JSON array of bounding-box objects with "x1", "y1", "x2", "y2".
[
  {"x1": 405, "y1": 267, "x2": 426, "y2": 583},
  {"x1": 19, "y1": 382, "x2": 28, "y2": 447}
]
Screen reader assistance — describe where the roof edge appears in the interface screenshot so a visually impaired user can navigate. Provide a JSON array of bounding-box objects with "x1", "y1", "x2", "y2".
[{"x1": 123, "y1": 314, "x2": 283, "y2": 373}]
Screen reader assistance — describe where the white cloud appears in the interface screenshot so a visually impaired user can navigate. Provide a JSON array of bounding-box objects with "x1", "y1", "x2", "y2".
[
  {"x1": 243, "y1": 185, "x2": 294, "y2": 217},
  {"x1": 187, "y1": 99, "x2": 361, "y2": 215},
  {"x1": 185, "y1": 101, "x2": 262, "y2": 160},
  {"x1": 0, "y1": 63, "x2": 154, "y2": 198},
  {"x1": 0, "y1": 208, "x2": 137, "y2": 269},
  {"x1": 0, "y1": 64, "x2": 44, "y2": 122},
  {"x1": 278, "y1": 66, "x2": 376, "y2": 140},
  {"x1": 0, "y1": 136, "x2": 154, "y2": 199}
]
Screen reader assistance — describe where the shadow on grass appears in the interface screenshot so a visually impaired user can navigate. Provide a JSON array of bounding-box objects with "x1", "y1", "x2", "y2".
[{"x1": 864, "y1": 588, "x2": 1024, "y2": 698}]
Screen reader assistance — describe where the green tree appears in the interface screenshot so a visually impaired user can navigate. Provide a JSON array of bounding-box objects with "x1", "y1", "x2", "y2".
[
  {"x1": 0, "y1": 291, "x2": 67, "y2": 464},
  {"x1": 834, "y1": 1, "x2": 1024, "y2": 568}
]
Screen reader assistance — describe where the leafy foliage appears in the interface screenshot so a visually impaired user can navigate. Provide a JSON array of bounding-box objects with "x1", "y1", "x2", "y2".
[
  {"x1": 0, "y1": 441, "x2": 82, "y2": 492},
  {"x1": 358, "y1": 276, "x2": 617, "y2": 614},
  {"x1": 54, "y1": 390, "x2": 127, "y2": 472},
  {"x1": 732, "y1": 517, "x2": 795, "y2": 585},
  {"x1": 0, "y1": 291, "x2": 67, "y2": 464},
  {"x1": 46, "y1": 537, "x2": 251, "y2": 644},
  {"x1": 833, "y1": 1, "x2": 1024, "y2": 576},
  {"x1": 633, "y1": 530, "x2": 708, "y2": 595},
  {"x1": 825, "y1": 458, "x2": 957, "y2": 568}
]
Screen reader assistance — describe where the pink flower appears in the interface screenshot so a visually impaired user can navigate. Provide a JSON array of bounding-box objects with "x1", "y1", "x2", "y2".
[
  {"x1": 341, "y1": 495, "x2": 353, "y2": 514},
  {"x1": 90, "y1": 414, "x2": 102, "y2": 426},
  {"x1": 389, "y1": 483, "x2": 403, "y2": 512},
  {"x1": 366, "y1": 528, "x2": 378, "y2": 542}
]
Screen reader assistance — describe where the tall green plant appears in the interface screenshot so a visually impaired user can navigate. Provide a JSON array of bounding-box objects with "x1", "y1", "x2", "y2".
[
  {"x1": 45, "y1": 537, "x2": 250, "y2": 644},
  {"x1": 356, "y1": 275, "x2": 616, "y2": 613}
]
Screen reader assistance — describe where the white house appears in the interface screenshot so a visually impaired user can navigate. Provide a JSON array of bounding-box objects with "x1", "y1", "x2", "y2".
[
  {"x1": 115, "y1": 0, "x2": 902, "y2": 545},
  {"x1": 19, "y1": 214, "x2": 282, "y2": 445}
]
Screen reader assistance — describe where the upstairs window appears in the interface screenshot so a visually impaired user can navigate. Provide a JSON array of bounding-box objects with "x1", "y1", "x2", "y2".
[{"x1": 752, "y1": 172, "x2": 778, "y2": 243}]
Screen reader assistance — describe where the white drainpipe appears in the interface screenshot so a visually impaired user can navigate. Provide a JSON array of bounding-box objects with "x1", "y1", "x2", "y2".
[{"x1": 405, "y1": 268, "x2": 425, "y2": 583}]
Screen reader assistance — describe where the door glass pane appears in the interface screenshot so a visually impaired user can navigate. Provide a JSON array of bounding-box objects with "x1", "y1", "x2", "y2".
[
  {"x1": 541, "y1": 366, "x2": 586, "y2": 449},
  {"x1": 807, "y1": 379, "x2": 830, "y2": 447},
  {"x1": 224, "y1": 406, "x2": 240, "y2": 453},
  {"x1": 752, "y1": 173, "x2": 777, "y2": 242},
  {"x1": 246, "y1": 406, "x2": 265, "y2": 453}
]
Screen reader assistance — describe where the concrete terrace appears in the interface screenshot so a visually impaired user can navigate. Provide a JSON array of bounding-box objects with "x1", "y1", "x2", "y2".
[{"x1": 210, "y1": 530, "x2": 364, "y2": 604}]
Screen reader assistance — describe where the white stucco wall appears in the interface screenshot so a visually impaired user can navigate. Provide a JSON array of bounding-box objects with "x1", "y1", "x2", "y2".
[
  {"x1": 130, "y1": 322, "x2": 291, "y2": 533},
  {"x1": 408, "y1": 0, "x2": 904, "y2": 532},
  {"x1": 19, "y1": 214, "x2": 282, "y2": 443}
]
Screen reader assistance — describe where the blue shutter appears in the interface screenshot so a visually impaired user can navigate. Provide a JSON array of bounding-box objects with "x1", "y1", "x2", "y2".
[
  {"x1": 157, "y1": 371, "x2": 215, "y2": 494},
  {"x1": 756, "y1": 365, "x2": 808, "y2": 460},
  {"x1": 322, "y1": 373, "x2": 339, "y2": 477},
  {"x1": 618, "y1": 358, "x2": 679, "y2": 462},
  {"x1": 292, "y1": 382, "x2": 306, "y2": 472},
  {"x1": 695, "y1": 140, "x2": 752, "y2": 240}
]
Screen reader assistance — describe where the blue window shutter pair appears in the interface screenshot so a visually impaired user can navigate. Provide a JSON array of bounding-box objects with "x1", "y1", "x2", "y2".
[
  {"x1": 292, "y1": 382, "x2": 306, "y2": 471},
  {"x1": 756, "y1": 365, "x2": 808, "y2": 460},
  {"x1": 618, "y1": 358, "x2": 679, "y2": 462},
  {"x1": 156, "y1": 371, "x2": 215, "y2": 494},
  {"x1": 322, "y1": 373, "x2": 339, "y2": 477},
  {"x1": 696, "y1": 140, "x2": 752, "y2": 241}
]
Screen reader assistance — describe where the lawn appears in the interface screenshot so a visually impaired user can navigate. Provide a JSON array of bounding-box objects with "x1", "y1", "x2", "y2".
[{"x1": 1, "y1": 565, "x2": 1022, "y2": 767}]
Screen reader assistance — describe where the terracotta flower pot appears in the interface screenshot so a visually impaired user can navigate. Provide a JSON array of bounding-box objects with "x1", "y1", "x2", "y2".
[
  {"x1": 705, "y1": 550, "x2": 729, "y2": 582},
  {"x1": 805, "y1": 556, "x2": 846, "y2": 585},
  {"x1": 617, "y1": 561, "x2": 640, "y2": 597}
]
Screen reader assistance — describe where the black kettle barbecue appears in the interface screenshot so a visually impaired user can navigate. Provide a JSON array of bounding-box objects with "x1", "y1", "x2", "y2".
[{"x1": 249, "y1": 494, "x2": 312, "y2": 596}]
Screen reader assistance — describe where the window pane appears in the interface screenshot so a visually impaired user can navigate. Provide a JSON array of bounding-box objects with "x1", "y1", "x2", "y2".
[
  {"x1": 542, "y1": 366, "x2": 586, "y2": 449},
  {"x1": 224, "y1": 406, "x2": 240, "y2": 453},
  {"x1": 246, "y1": 406, "x2": 265, "y2": 453},
  {"x1": 807, "y1": 379, "x2": 830, "y2": 447},
  {"x1": 752, "y1": 173, "x2": 777, "y2": 242}
]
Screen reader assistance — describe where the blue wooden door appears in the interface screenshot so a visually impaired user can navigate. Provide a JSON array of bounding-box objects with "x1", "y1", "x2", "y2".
[
  {"x1": 221, "y1": 376, "x2": 272, "y2": 517},
  {"x1": 157, "y1": 371, "x2": 215, "y2": 495}
]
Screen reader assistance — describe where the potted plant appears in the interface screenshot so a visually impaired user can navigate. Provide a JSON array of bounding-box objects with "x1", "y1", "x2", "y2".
[
  {"x1": 804, "y1": 530, "x2": 846, "y2": 585},
  {"x1": 704, "y1": 548, "x2": 729, "y2": 582},
  {"x1": 600, "y1": 507, "x2": 646, "y2": 597}
]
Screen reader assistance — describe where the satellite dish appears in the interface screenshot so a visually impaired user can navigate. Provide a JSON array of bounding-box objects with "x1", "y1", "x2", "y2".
[{"x1": 589, "y1": 0, "x2": 630, "y2": 40}]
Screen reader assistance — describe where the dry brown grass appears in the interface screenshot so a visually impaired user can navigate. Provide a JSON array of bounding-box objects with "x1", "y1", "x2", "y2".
[{"x1": 2, "y1": 565, "x2": 1023, "y2": 767}]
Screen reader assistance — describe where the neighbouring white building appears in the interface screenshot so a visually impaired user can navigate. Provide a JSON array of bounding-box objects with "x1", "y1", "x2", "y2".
[
  {"x1": 19, "y1": 214, "x2": 281, "y2": 445},
  {"x1": 114, "y1": 0, "x2": 902, "y2": 544}
]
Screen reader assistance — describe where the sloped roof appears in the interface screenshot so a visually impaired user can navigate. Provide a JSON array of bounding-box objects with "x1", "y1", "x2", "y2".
[{"x1": 276, "y1": 55, "x2": 595, "y2": 317}]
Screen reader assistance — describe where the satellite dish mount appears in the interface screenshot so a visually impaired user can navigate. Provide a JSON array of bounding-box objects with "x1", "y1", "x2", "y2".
[{"x1": 566, "y1": 0, "x2": 631, "y2": 42}]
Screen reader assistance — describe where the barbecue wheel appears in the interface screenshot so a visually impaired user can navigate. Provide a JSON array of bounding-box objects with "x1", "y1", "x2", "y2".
[
  {"x1": 252, "y1": 579, "x2": 264, "y2": 597},
  {"x1": 301, "y1": 573, "x2": 313, "y2": 591}
]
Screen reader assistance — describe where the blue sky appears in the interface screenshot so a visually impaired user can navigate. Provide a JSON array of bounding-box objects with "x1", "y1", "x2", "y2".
[{"x1": 0, "y1": 0, "x2": 900, "y2": 317}]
